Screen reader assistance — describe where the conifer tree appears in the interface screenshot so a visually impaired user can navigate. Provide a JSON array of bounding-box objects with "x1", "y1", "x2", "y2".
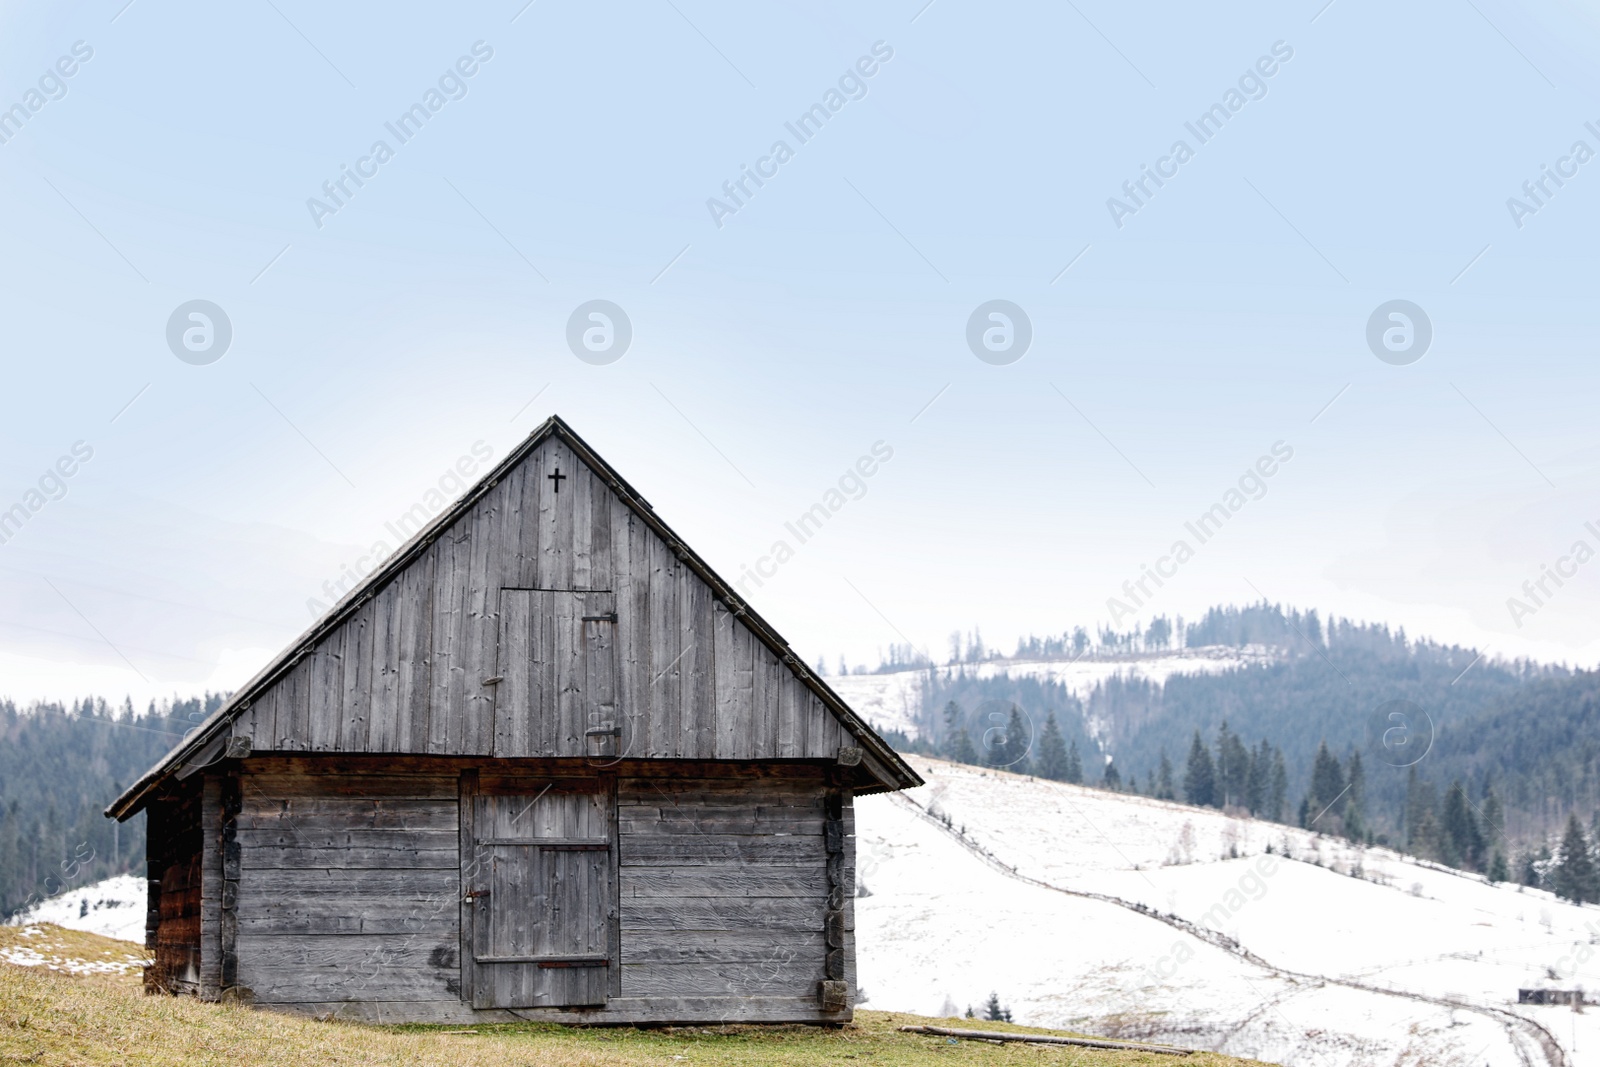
[
  {"x1": 949, "y1": 727, "x2": 978, "y2": 765},
  {"x1": 1306, "y1": 741, "x2": 1346, "y2": 827},
  {"x1": 1215, "y1": 721, "x2": 1250, "y2": 809},
  {"x1": 1488, "y1": 851, "x2": 1509, "y2": 883},
  {"x1": 983, "y1": 992, "x2": 1011, "y2": 1022},
  {"x1": 1554, "y1": 813, "x2": 1598, "y2": 904},
  {"x1": 1036, "y1": 711, "x2": 1069, "y2": 781},
  {"x1": 1481, "y1": 789, "x2": 1505, "y2": 852},
  {"x1": 1156, "y1": 750, "x2": 1176, "y2": 800},
  {"x1": 1183, "y1": 730, "x2": 1216, "y2": 807},
  {"x1": 991, "y1": 706, "x2": 1030, "y2": 771},
  {"x1": 1244, "y1": 740, "x2": 1269, "y2": 815},
  {"x1": 1344, "y1": 751, "x2": 1366, "y2": 843},
  {"x1": 1101, "y1": 759, "x2": 1121, "y2": 791},
  {"x1": 942, "y1": 702, "x2": 965, "y2": 761},
  {"x1": 1405, "y1": 770, "x2": 1438, "y2": 856},
  {"x1": 1411, "y1": 806, "x2": 1442, "y2": 861},
  {"x1": 1269, "y1": 748, "x2": 1288, "y2": 823},
  {"x1": 1065, "y1": 739, "x2": 1083, "y2": 785},
  {"x1": 1518, "y1": 850, "x2": 1540, "y2": 888},
  {"x1": 1440, "y1": 780, "x2": 1484, "y2": 871}
]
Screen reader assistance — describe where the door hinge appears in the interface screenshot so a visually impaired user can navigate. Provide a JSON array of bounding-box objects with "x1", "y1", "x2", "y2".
[
  {"x1": 584, "y1": 725, "x2": 622, "y2": 737},
  {"x1": 581, "y1": 612, "x2": 618, "y2": 623}
]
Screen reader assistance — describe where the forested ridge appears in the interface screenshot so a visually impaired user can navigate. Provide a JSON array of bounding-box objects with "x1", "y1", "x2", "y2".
[
  {"x1": 888, "y1": 603, "x2": 1598, "y2": 891},
  {"x1": 0, "y1": 695, "x2": 221, "y2": 918}
]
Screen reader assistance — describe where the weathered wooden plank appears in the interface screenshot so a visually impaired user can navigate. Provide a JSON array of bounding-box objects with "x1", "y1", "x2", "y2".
[
  {"x1": 459, "y1": 768, "x2": 478, "y2": 1013},
  {"x1": 396, "y1": 549, "x2": 434, "y2": 753},
  {"x1": 237, "y1": 755, "x2": 822, "y2": 782},
  {"x1": 239, "y1": 773, "x2": 457, "y2": 799},
  {"x1": 199, "y1": 777, "x2": 221, "y2": 998},
  {"x1": 236, "y1": 868, "x2": 460, "y2": 934},
  {"x1": 571, "y1": 451, "x2": 593, "y2": 589},
  {"x1": 751, "y1": 642, "x2": 781, "y2": 760},
  {"x1": 613, "y1": 508, "x2": 646, "y2": 764},
  {"x1": 284, "y1": 655, "x2": 313, "y2": 753},
  {"x1": 680, "y1": 564, "x2": 714, "y2": 758},
  {"x1": 237, "y1": 799, "x2": 457, "y2": 832},
  {"x1": 235, "y1": 933, "x2": 460, "y2": 1003},
  {"x1": 713, "y1": 603, "x2": 738, "y2": 760},
  {"x1": 476, "y1": 772, "x2": 606, "y2": 797},
  {"x1": 583, "y1": 592, "x2": 618, "y2": 760},
  {"x1": 621, "y1": 959, "x2": 821, "y2": 997},
  {"x1": 619, "y1": 814, "x2": 823, "y2": 837},
  {"x1": 587, "y1": 463, "x2": 613, "y2": 591},
  {"x1": 617, "y1": 774, "x2": 825, "y2": 797},
  {"x1": 620, "y1": 823, "x2": 825, "y2": 864},
  {"x1": 617, "y1": 792, "x2": 823, "y2": 819},
  {"x1": 539, "y1": 440, "x2": 573, "y2": 590},
  {"x1": 239, "y1": 845, "x2": 459, "y2": 871},
  {"x1": 429, "y1": 532, "x2": 466, "y2": 755},
  {"x1": 460, "y1": 490, "x2": 500, "y2": 755},
  {"x1": 646, "y1": 535, "x2": 680, "y2": 759},
  {"x1": 620, "y1": 898, "x2": 827, "y2": 931},
  {"x1": 493, "y1": 590, "x2": 533, "y2": 758},
  {"x1": 307, "y1": 641, "x2": 342, "y2": 752},
  {"x1": 493, "y1": 461, "x2": 533, "y2": 593},
  {"x1": 338, "y1": 602, "x2": 373, "y2": 753},
  {"x1": 607, "y1": 771, "x2": 622, "y2": 999},
  {"x1": 620, "y1": 866, "x2": 827, "y2": 898},
  {"x1": 776, "y1": 660, "x2": 802, "y2": 759},
  {"x1": 235, "y1": 690, "x2": 268, "y2": 753},
  {"x1": 622, "y1": 928, "x2": 826, "y2": 965},
  {"x1": 554, "y1": 590, "x2": 583, "y2": 756},
  {"x1": 367, "y1": 581, "x2": 400, "y2": 752}
]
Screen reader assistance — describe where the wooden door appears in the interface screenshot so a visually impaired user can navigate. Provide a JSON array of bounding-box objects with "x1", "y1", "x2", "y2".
[
  {"x1": 465, "y1": 783, "x2": 614, "y2": 1008},
  {"x1": 494, "y1": 590, "x2": 619, "y2": 758}
]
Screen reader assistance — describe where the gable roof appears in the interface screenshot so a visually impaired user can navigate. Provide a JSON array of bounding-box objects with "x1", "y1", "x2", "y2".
[{"x1": 108, "y1": 415, "x2": 922, "y2": 819}]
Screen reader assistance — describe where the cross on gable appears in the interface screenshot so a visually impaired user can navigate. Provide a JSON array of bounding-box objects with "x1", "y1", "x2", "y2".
[{"x1": 547, "y1": 467, "x2": 566, "y2": 493}]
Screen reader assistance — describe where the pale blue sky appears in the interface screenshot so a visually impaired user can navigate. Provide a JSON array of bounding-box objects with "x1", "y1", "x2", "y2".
[{"x1": 3, "y1": 0, "x2": 1599, "y2": 702}]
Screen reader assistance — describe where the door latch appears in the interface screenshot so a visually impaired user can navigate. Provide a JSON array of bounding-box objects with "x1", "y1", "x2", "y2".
[{"x1": 581, "y1": 612, "x2": 618, "y2": 623}]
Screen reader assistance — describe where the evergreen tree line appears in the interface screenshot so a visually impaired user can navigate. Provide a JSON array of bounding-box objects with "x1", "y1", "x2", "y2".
[
  {"x1": 916, "y1": 602, "x2": 1587, "y2": 847},
  {"x1": 1179, "y1": 723, "x2": 1291, "y2": 821},
  {"x1": 0, "y1": 695, "x2": 220, "y2": 918},
  {"x1": 1396, "y1": 766, "x2": 1600, "y2": 904}
]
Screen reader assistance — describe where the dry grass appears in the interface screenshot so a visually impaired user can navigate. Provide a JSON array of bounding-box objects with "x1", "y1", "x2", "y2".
[{"x1": 0, "y1": 925, "x2": 1268, "y2": 1067}]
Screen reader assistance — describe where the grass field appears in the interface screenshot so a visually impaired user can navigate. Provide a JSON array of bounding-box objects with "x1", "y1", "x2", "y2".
[{"x1": 0, "y1": 924, "x2": 1268, "y2": 1067}]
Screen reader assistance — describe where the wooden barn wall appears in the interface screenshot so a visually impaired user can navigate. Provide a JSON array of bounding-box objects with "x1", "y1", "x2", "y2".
[
  {"x1": 615, "y1": 769, "x2": 852, "y2": 1010},
  {"x1": 230, "y1": 763, "x2": 462, "y2": 1006},
  {"x1": 143, "y1": 784, "x2": 203, "y2": 996},
  {"x1": 228, "y1": 438, "x2": 846, "y2": 761},
  {"x1": 217, "y1": 759, "x2": 853, "y2": 1022}
]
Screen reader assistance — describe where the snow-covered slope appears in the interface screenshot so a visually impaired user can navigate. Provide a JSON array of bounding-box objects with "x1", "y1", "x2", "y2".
[
  {"x1": 6, "y1": 874, "x2": 145, "y2": 943},
  {"x1": 857, "y1": 758, "x2": 1597, "y2": 1067},
  {"x1": 826, "y1": 645, "x2": 1277, "y2": 739}
]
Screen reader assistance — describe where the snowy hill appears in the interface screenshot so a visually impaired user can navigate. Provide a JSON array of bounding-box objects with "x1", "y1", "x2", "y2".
[
  {"x1": 857, "y1": 757, "x2": 1596, "y2": 1067},
  {"x1": 5, "y1": 874, "x2": 145, "y2": 944},
  {"x1": 825, "y1": 645, "x2": 1277, "y2": 740}
]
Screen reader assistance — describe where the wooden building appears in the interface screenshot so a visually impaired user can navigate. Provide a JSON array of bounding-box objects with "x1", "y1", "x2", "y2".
[{"x1": 107, "y1": 415, "x2": 921, "y2": 1024}]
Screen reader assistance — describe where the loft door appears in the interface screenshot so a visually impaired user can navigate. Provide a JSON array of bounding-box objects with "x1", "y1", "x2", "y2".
[{"x1": 493, "y1": 589, "x2": 619, "y2": 758}]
